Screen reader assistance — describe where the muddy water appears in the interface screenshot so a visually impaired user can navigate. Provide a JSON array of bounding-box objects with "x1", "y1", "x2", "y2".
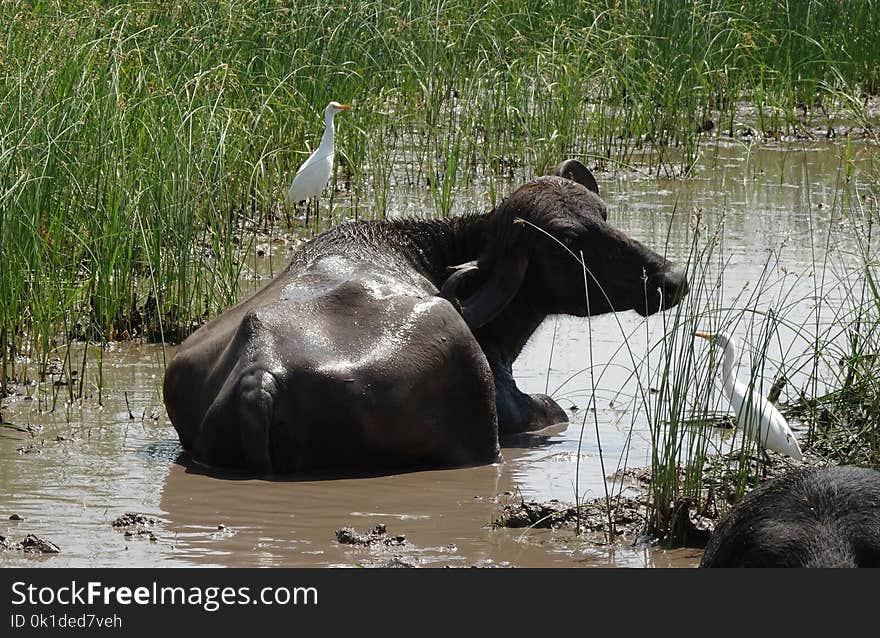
[{"x1": 0, "y1": 140, "x2": 874, "y2": 567}]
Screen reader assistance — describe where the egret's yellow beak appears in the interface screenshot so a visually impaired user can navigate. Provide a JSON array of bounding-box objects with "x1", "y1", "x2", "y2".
[
  {"x1": 694, "y1": 331, "x2": 713, "y2": 340},
  {"x1": 339, "y1": 104, "x2": 352, "y2": 110}
]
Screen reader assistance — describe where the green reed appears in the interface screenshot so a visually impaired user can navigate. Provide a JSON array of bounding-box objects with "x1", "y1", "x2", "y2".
[{"x1": 608, "y1": 165, "x2": 880, "y2": 540}]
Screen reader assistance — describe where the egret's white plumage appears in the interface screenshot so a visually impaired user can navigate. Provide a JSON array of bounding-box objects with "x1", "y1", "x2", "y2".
[
  {"x1": 695, "y1": 331, "x2": 803, "y2": 460},
  {"x1": 286, "y1": 101, "x2": 351, "y2": 205}
]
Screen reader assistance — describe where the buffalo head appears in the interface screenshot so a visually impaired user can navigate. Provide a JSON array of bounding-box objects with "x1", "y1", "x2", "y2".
[{"x1": 442, "y1": 160, "x2": 688, "y2": 329}]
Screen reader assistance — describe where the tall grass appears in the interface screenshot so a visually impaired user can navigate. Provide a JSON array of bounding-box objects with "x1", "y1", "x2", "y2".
[
  {"x1": 792, "y1": 179, "x2": 880, "y2": 466},
  {"x1": 1, "y1": 0, "x2": 879, "y2": 389},
  {"x1": 611, "y1": 169, "x2": 880, "y2": 539}
]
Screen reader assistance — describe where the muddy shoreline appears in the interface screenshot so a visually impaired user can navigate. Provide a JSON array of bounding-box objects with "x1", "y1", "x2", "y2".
[{"x1": 0, "y1": 411, "x2": 831, "y2": 568}]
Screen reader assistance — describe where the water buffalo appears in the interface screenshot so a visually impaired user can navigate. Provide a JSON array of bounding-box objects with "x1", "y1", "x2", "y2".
[
  {"x1": 163, "y1": 160, "x2": 688, "y2": 475},
  {"x1": 700, "y1": 466, "x2": 880, "y2": 567}
]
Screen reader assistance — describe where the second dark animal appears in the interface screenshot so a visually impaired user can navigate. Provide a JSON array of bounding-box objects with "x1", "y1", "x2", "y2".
[{"x1": 701, "y1": 466, "x2": 880, "y2": 567}]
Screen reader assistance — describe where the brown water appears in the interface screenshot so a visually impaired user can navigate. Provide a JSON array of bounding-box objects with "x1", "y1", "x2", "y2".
[{"x1": 0, "y1": 140, "x2": 874, "y2": 567}]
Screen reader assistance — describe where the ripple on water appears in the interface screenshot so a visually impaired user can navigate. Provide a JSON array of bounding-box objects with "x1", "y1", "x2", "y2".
[{"x1": 136, "y1": 439, "x2": 184, "y2": 463}]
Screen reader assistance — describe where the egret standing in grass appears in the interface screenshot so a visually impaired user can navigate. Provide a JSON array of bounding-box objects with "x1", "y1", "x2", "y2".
[
  {"x1": 694, "y1": 331, "x2": 803, "y2": 461},
  {"x1": 286, "y1": 101, "x2": 351, "y2": 227}
]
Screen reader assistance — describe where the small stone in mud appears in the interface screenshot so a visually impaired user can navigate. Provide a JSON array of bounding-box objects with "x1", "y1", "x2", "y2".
[
  {"x1": 493, "y1": 496, "x2": 653, "y2": 538},
  {"x1": 664, "y1": 499, "x2": 712, "y2": 548},
  {"x1": 695, "y1": 118, "x2": 715, "y2": 133},
  {"x1": 124, "y1": 529, "x2": 157, "y2": 542},
  {"x1": 608, "y1": 466, "x2": 657, "y2": 488},
  {"x1": 20, "y1": 534, "x2": 61, "y2": 554},
  {"x1": 112, "y1": 512, "x2": 159, "y2": 528},
  {"x1": 377, "y1": 556, "x2": 418, "y2": 568},
  {"x1": 335, "y1": 523, "x2": 406, "y2": 547},
  {"x1": 43, "y1": 358, "x2": 64, "y2": 377},
  {"x1": 16, "y1": 443, "x2": 41, "y2": 455},
  {"x1": 494, "y1": 499, "x2": 571, "y2": 529},
  {"x1": 112, "y1": 512, "x2": 163, "y2": 542},
  {"x1": 210, "y1": 524, "x2": 236, "y2": 539}
]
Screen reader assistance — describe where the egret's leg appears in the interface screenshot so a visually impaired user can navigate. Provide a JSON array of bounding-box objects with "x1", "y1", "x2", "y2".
[
  {"x1": 314, "y1": 196, "x2": 321, "y2": 235},
  {"x1": 760, "y1": 450, "x2": 772, "y2": 477}
]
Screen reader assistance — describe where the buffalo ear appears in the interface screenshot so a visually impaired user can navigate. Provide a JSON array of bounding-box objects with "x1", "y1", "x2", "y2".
[
  {"x1": 553, "y1": 159, "x2": 599, "y2": 195},
  {"x1": 443, "y1": 255, "x2": 528, "y2": 330},
  {"x1": 441, "y1": 191, "x2": 535, "y2": 330}
]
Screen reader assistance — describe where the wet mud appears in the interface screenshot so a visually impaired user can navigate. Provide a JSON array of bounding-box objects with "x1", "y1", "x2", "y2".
[
  {"x1": 112, "y1": 513, "x2": 163, "y2": 542},
  {"x1": 0, "y1": 534, "x2": 61, "y2": 554},
  {"x1": 335, "y1": 524, "x2": 407, "y2": 547},
  {"x1": 494, "y1": 496, "x2": 650, "y2": 537}
]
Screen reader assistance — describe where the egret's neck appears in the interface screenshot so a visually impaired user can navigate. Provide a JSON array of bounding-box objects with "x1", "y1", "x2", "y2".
[
  {"x1": 320, "y1": 113, "x2": 336, "y2": 148},
  {"x1": 720, "y1": 340, "x2": 738, "y2": 396}
]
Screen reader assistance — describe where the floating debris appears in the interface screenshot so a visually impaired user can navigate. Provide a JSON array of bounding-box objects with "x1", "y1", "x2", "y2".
[
  {"x1": 20, "y1": 534, "x2": 61, "y2": 554},
  {"x1": 16, "y1": 443, "x2": 41, "y2": 455},
  {"x1": 112, "y1": 512, "x2": 162, "y2": 542},
  {"x1": 374, "y1": 556, "x2": 418, "y2": 568},
  {"x1": 112, "y1": 512, "x2": 160, "y2": 528},
  {"x1": 493, "y1": 499, "x2": 575, "y2": 530},
  {"x1": 493, "y1": 496, "x2": 653, "y2": 538},
  {"x1": 210, "y1": 524, "x2": 236, "y2": 539},
  {"x1": 335, "y1": 523, "x2": 406, "y2": 547},
  {"x1": 123, "y1": 529, "x2": 157, "y2": 542},
  {"x1": 0, "y1": 534, "x2": 61, "y2": 554}
]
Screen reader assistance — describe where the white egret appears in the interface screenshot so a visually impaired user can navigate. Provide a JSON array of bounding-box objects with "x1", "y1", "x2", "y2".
[
  {"x1": 694, "y1": 331, "x2": 803, "y2": 460},
  {"x1": 286, "y1": 101, "x2": 351, "y2": 221}
]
